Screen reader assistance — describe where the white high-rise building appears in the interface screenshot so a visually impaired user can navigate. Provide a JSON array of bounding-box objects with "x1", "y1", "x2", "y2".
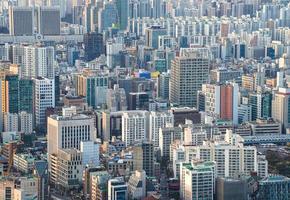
[
  {"x1": 169, "y1": 48, "x2": 210, "y2": 107},
  {"x1": 23, "y1": 46, "x2": 55, "y2": 79},
  {"x1": 47, "y1": 114, "x2": 96, "y2": 157},
  {"x1": 47, "y1": 114, "x2": 96, "y2": 185},
  {"x1": 33, "y1": 78, "x2": 55, "y2": 127},
  {"x1": 149, "y1": 111, "x2": 174, "y2": 147},
  {"x1": 176, "y1": 130, "x2": 267, "y2": 178},
  {"x1": 180, "y1": 161, "x2": 216, "y2": 200},
  {"x1": 3, "y1": 112, "x2": 18, "y2": 132},
  {"x1": 19, "y1": 111, "x2": 33, "y2": 134},
  {"x1": 122, "y1": 111, "x2": 148, "y2": 146}
]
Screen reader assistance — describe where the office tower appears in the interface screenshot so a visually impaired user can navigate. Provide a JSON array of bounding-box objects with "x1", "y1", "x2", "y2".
[
  {"x1": 128, "y1": 170, "x2": 146, "y2": 199},
  {"x1": 47, "y1": 0, "x2": 67, "y2": 18},
  {"x1": 131, "y1": 141, "x2": 154, "y2": 177},
  {"x1": 216, "y1": 177, "x2": 250, "y2": 200},
  {"x1": 108, "y1": 177, "x2": 128, "y2": 200},
  {"x1": 249, "y1": 91, "x2": 272, "y2": 121},
  {"x1": 157, "y1": 72, "x2": 170, "y2": 100},
  {"x1": 122, "y1": 111, "x2": 148, "y2": 146},
  {"x1": 149, "y1": 111, "x2": 174, "y2": 147},
  {"x1": 128, "y1": 92, "x2": 149, "y2": 110},
  {"x1": 145, "y1": 26, "x2": 167, "y2": 49},
  {"x1": 2, "y1": 74, "x2": 19, "y2": 114},
  {"x1": 3, "y1": 113, "x2": 18, "y2": 132},
  {"x1": 116, "y1": 0, "x2": 128, "y2": 30},
  {"x1": 106, "y1": 84, "x2": 127, "y2": 112},
  {"x1": 76, "y1": 72, "x2": 108, "y2": 108},
  {"x1": 18, "y1": 79, "x2": 33, "y2": 113},
  {"x1": 83, "y1": 32, "x2": 104, "y2": 61},
  {"x1": 54, "y1": 75, "x2": 60, "y2": 106},
  {"x1": 9, "y1": 7, "x2": 34, "y2": 36},
  {"x1": 37, "y1": 7, "x2": 60, "y2": 35},
  {"x1": 257, "y1": 175, "x2": 290, "y2": 200},
  {"x1": 33, "y1": 78, "x2": 55, "y2": 128},
  {"x1": 47, "y1": 114, "x2": 96, "y2": 157},
  {"x1": 33, "y1": 160, "x2": 48, "y2": 200},
  {"x1": 159, "y1": 126, "x2": 183, "y2": 158},
  {"x1": 202, "y1": 82, "x2": 239, "y2": 124},
  {"x1": 98, "y1": 2, "x2": 118, "y2": 33},
  {"x1": 180, "y1": 161, "x2": 216, "y2": 200},
  {"x1": 169, "y1": 48, "x2": 210, "y2": 107},
  {"x1": 80, "y1": 141, "x2": 100, "y2": 167},
  {"x1": 19, "y1": 111, "x2": 33, "y2": 134},
  {"x1": 272, "y1": 87, "x2": 290, "y2": 133}
]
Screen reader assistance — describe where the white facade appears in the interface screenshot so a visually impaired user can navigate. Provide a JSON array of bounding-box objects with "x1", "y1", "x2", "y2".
[
  {"x1": 149, "y1": 111, "x2": 174, "y2": 147},
  {"x1": 122, "y1": 111, "x2": 148, "y2": 146},
  {"x1": 180, "y1": 161, "x2": 216, "y2": 200},
  {"x1": 19, "y1": 111, "x2": 33, "y2": 134},
  {"x1": 4, "y1": 112, "x2": 18, "y2": 132},
  {"x1": 23, "y1": 46, "x2": 55, "y2": 79},
  {"x1": 33, "y1": 78, "x2": 55, "y2": 127},
  {"x1": 47, "y1": 114, "x2": 96, "y2": 156}
]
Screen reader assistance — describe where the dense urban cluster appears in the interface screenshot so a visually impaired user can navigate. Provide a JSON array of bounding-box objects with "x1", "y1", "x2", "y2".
[{"x1": 0, "y1": 0, "x2": 290, "y2": 199}]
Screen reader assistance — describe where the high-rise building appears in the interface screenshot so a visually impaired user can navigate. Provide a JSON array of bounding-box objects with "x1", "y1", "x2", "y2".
[
  {"x1": 9, "y1": 7, "x2": 34, "y2": 36},
  {"x1": 47, "y1": 114, "x2": 96, "y2": 187},
  {"x1": 122, "y1": 111, "x2": 148, "y2": 146},
  {"x1": 18, "y1": 79, "x2": 33, "y2": 113},
  {"x1": 257, "y1": 175, "x2": 290, "y2": 200},
  {"x1": 3, "y1": 112, "x2": 18, "y2": 132},
  {"x1": 202, "y1": 82, "x2": 239, "y2": 124},
  {"x1": 33, "y1": 78, "x2": 55, "y2": 128},
  {"x1": 131, "y1": 141, "x2": 154, "y2": 177},
  {"x1": 98, "y1": 2, "x2": 118, "y2": 33},
  {"x1": 180, "y1": 161, "x2": 216, "y2": 200},
  {"x1": 149, "y1": 111, "x2": 174, "y2": 147},
  {"x1": 159, "y1": 126, "x2": 183, "y2": 158},
  {"x1": 19, "y1": 111, "x2": 33, "y2": 134},
  {"x1": 37, "y1": 7, "x2": 60, "y2": 35},
  {"x1": 12, "y1": 45, "x2": 55, "y2": 79},
  {"x1": 106, "y1": 84, "x2": 127, "y2": 112},
  {"x1": 108, "y1": 177, "x2": 128, "y2": 200},
  {"x1": 84, "y1": 32, "x2": 104, "y2": 62},
  {"x1": 272, "y1": 87, "x2": 290, "y2": 133},
  {"x1": 170, "y1": 48, "x2": 210, "y2": 107},
  {"x1": 76, "y1": 72, "x2": 108, "y2": 108},
  {"x1": 145, "y1": 26, "x2": 167, "y2": 49},
  {"x1": 249, "y1": 91, "x2": 272, "y2": 121},
  {"x1": 47, "y1": 114, "x2": 96, "y2": 157},
  {"x1": 116, "y1": 0, "x2": 128, "y2": 30},
  {"x1": 157, "y1": 72, "x2": 170, "y2": 100},
  {"x1": 2, "y1": 74, "x2": 19, "y2": 114}
]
